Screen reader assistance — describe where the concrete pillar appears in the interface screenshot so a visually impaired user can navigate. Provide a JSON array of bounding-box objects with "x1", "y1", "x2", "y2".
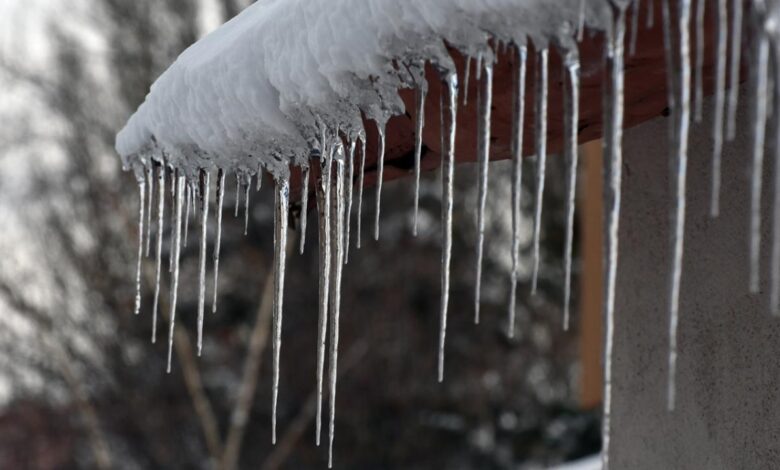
[{"x1": 611, "y1": 91, "x2": 780, "y2": 468}]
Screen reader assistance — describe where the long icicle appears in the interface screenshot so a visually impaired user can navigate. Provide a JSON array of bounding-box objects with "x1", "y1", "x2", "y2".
[
  {"x1": 235, "y1": 173, "x2": 241, "y2": 218},
  {"x1": 167, "y1": 175, "x2": 186, "y2": 373},
  {"x1": 725, "y1": 0, "x2": 744, "y2": 140},
  {"x1": 169, "y1": 169, "x2": 177, "y2": 273},
  {"x1": 373, "y1": 123, "x2": 386, "y2": 241},
  {"x1": 474, "y1": 61, "x2": 493, "y2": 324},
  {"x1": 356, "y1": 136, "x2": 367, "y2": 249},
  {"x1": 145, "y1": 164, "x2": 154, "y2": 257},
  {"x1": 271, "y1": 174, "x2": 290, "y2": 445},
  {"x1": 314, "y1": 147, "x2": 333, "y2": 446},
  {"x1": 749, "y1": 32, "x2": 769, "y2": 294},
  {"x1": 563, "y1": 53, "x2": 581, "y2": 332},
  {"x1": 668, "y1": 0, "x2": 692, "y2": 413},
  {"x1": 693, "y1": 0, "x2": 705, "y2": 122},
  {"x1": 710, "y1": 0, "x2": 728, "y2": 218},
  {"x1": 183, "y1": 182, "x2": 191, "y2": 248},
  {"x1": 344, "y1": 139, "x2": 355, "y2": 263},
  {"x1": 438, "y1": 72, "x2": 458, "y2": 383},
  {"x1": 629, "y1": 0, "x2": 641, "y2": 56},
  {"x1": 212, "y1": 169, "x2": 225, "y2": 314},
  {"x1": 300, "y1": 164, "x2": 311, "y2": 255},
  {"x1": 508, "y1": 45, "x2": 527, "y2": 338},
  {"x1": 646, "y1": 0, "x2": 655, "y2": 29},
  {"x1": 413, "y1": 84, "x2": 427, "y2": 236},
  {"x1": 602, "y1": 5, "x2": 627, "y2": 469},
  {"x1": 771, "y1": 57, "x2": 780, "y2": 314},
  {"x1": 196, "y1": 170, "x2": 211, "y2": 356},
  {"x1": 134, "y1": 177, "x2": 146, "y2": 316},
  {"x1": 244, "y1": 176, "x2": 251, "y2": 235},
  {"x1": 531, "y1": 48, "x2": 549, "y2": 295},
  {"x1": 578, "y1": 0, "x2": 587, "y2": 41},
  {"x1": 152, "y1": 165, "x2": 166, "y2": 342},
  {"x1": 327, "y1": 149, "x2": 346, "y2": 469}
]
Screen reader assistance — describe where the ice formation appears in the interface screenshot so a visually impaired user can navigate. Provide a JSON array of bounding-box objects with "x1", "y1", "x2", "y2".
[{"x1": 117, "y1": 0, "x2": 773, "y2": 467}]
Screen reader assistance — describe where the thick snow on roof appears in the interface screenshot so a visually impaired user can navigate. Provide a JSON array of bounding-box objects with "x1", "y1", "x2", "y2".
[{"x1": 116, "y1": 0, "x2": 611, "y2": 178}]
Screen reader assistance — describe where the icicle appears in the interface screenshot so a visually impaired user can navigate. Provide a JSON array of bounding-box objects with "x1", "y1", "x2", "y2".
[
  {"x1": 196, "y1": 170, "x2": 210, "y2": 356},
  {"x1": 463, "y1": 56, "x2": 472, "y2": 106},
  {"x1": 438, "y1": 72, "x2": 458, "y2": 383},
  {"x1": 145, "y1": 165, "x2": 154, "y2": 257},
  {"x1": 134, "y1": 178, "x2": 146, "y2": 316},
  {"x1": 563, "y1": 54, "x2": 581, "y2": 332},
  {"x1": 629, "y1": 0, "x2": 641, "y2": 56},
  {"x1": 601, "y1": 5, "x2": 628, "y2": 469},
  {"x1": 244, "y1": 176, "x2": 251, "y2": 235},
  {"x1": 152, "y1": 165, "x2": 166, "y2": 342},
  {"x1": 183, "y1": 183, "x2": 191, "y2": 248},
  {"x1": 749, "y1": 34, "x2": 769, "y2": 294},
  {"x1": 167, "y1": 175, "x2": 186, "y2": 373},
  {"x1": 356, "y1": 137, "x2": 367, "y2": 249},
  {"x1": 300, "y1": 164, "x2": 311, "y2": 255},
  {"x1": 413, "y1": 84, "x2": 427, "y2": 236},
  {"x1": 271, "y1": 174, "x2": 290, "y2": 445},
  {"x1": 710, "y1": 0, "x2": 728, "y2": 218},
  {"x1": 169, "y1": 169, "x2": 177, "y2": 273},
  {"x1": 373, "y1": 123, "x2": 386, "y2": 241},
  {"x1": 314, "y1": 148, "x2": 333, "y2": 446},
  {"x1": 578, "y1": 0, "x2": 586, "y2": 41},
  {"x1": 646, "y1": 0, "x2": 655, "y2": 29},
  {"x1": 508, "y1": 45, "x2": 527, "y2": 338},
  {"x1": 530, "y1": 48, "x2": 549, "y2": 296},
  {"x1": 474, "y1": 61, "x2": 493, "y2": 324},
  {"x1": 257, "y1": 168, "x2": 263, "y2": 191},
  {"x1": 344, "y1": 139, "x2": 355, "y2": 263},
  {"x1": 667, "y1": 0, "x2": 692, "y2": 413},
  {"x1": 327, "y1": 150, "x2": 346, "y2": 468},
  {"x1": 234, "y1": 173, "x2": 241, "y2": 218},
  {"x1": 693, "y1": 0, "x2": 705, "y2": 122},
  {"x1": 212, "y1": 169, "x2": 226, "y2": 314},
  {"x1": 771, "y1": 72, "x2": 780, "y2": 314},
  {"x1": 725, "y1": 0, "x2": 743, "y2": 141}
]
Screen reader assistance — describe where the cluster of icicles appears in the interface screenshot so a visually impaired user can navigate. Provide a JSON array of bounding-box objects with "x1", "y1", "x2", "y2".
[{"x1": 124, "y1": 0, "x2": 780, "y2": 467}]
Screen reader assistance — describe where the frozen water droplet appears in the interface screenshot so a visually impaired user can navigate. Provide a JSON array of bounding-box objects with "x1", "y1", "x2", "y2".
[
  {"x1": 693, "y1": 0, "x2": 705, "y2": 122},
  {"x1": 344, "y1": 139, "x2": 356, "y2": 264},
  {"x1": 271, "y1": 175, "x2": 290, "y2": 445},
  {"x1": 145, "y1": 165, "x2": 154, "y2": 257},
  {"x1": 167, "y1": 175, "x2": 186, "y2": 373},
  {"x1": 439, "y1": 72, "x2": 458, "y2": 383},
  {"x1": 134, "y1": 179, "x2": 146, "y2": 316},
  {"x1": 413, "y1": 83, "x2": 427, "y2": 237},
  {"x1": 373, "y1": 123, "x2": 386, "y2": 241},
  {"x1": 531, "y1": 48, "x2": 549, "y2": 296},
  {"x1": 327, "y1": 151, "x2": 346, "y2": 468},
  {"x1": 563, "y1": 54, "x2": 581, "y2": 332},
  {"x1": 602, "y1": 5, "x2": 628, "y2": 469},
  {"x1": 315, "y1": 146, "x2": 333, "y2": 446},
  {"x1": 244, "y1": 176, "x2": 251, "y2": 235},
  {"x1": 474, "y1": 61, "x2": 493, "y2": 324},
  {"x1": 356, "y1": 137, "x2": 367, "y2": 249},
  {"x1": 152, "y1": 165, "x2": 166, "y2": 343},
  {"x1": 725, "y1": 0, "x2": 743, "y2": 141},
  {"x1": 183, "y1": 182, "x2": 191, "y2": 248},
  {"x1": 508, "y1": 45, "x2": 527, "y2": 338},
  {"x1": 300, "y1": 164, "x2": 311, "y2": 255},
  {"x1": 710, "y1": 0, "x2": 728, "y2": 218},
  {"x1": 213, "y1": 169, "x2": 225, "y2": 314},
  {"x1": 667, "y1": 0, "x2": 692, "y2": 414},
  {"x1": 196, "y1": 170, "x2": 210, "y2": 356},
  {"x1": 462, "y1": 55, "x2": 472, "y2": 106},
  {"x1": 749, "y1": 32, "x2": 769, "y2": 294}
]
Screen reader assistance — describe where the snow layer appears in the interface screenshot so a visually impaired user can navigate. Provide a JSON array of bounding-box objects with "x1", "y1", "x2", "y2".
[{"x1": 116, "y1": 0, "x2": 612, "y2": 178}]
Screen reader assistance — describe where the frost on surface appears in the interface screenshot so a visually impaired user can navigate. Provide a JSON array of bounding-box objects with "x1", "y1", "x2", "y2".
[{"x1": 116, "y1": 0, "x2": 780, "y2": 467}]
